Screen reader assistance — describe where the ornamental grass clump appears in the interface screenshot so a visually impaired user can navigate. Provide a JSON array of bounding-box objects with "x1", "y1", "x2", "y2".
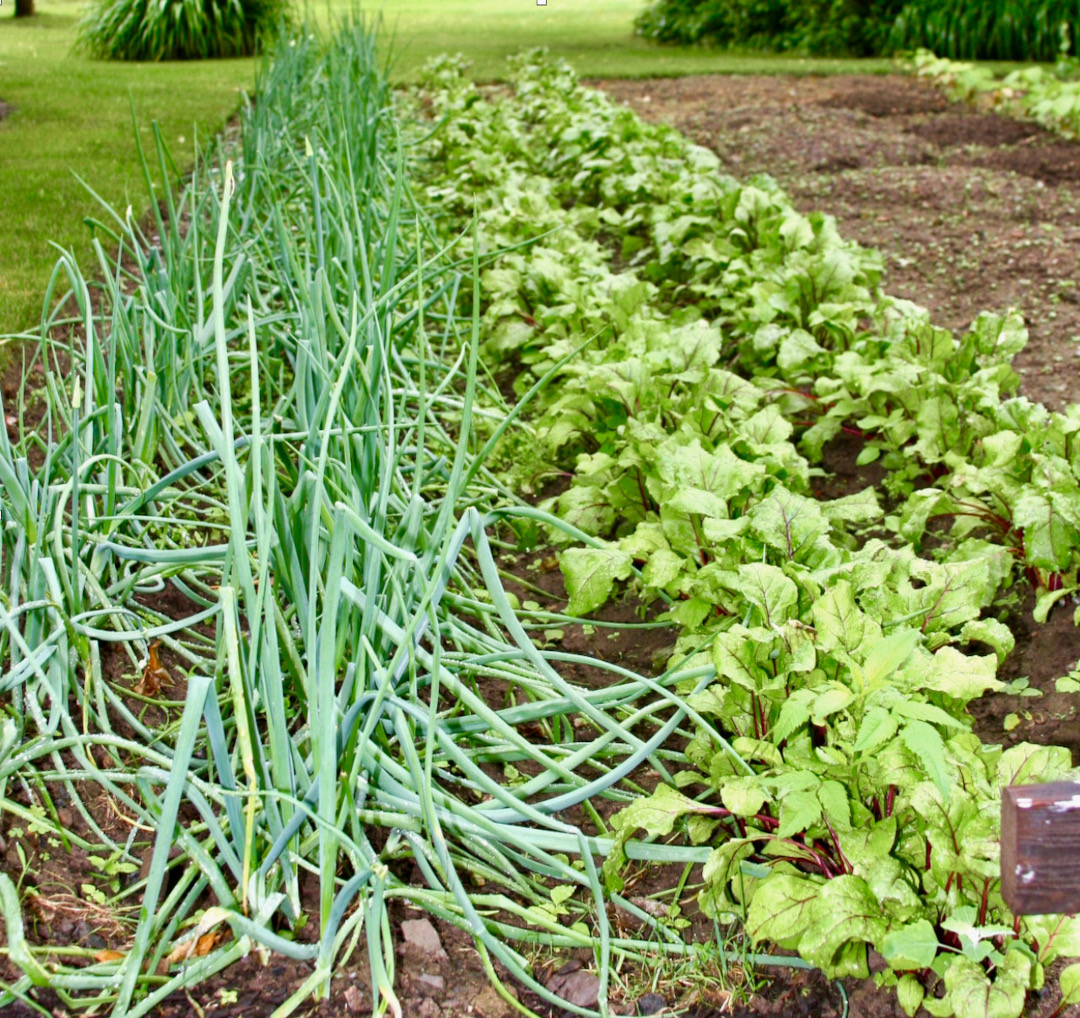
[
  {"x1": 889, "y1": 0, "x2": 1080, "y2": 62},
  {"x1": 78, "y1": 0, "x2": 286, "y2": 61}
]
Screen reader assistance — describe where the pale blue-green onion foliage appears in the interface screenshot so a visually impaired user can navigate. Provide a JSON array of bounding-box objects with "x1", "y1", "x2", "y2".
[
  {"x1": 78, "y1": 0, "x2": 287, "y2": 62},
  {"x1": 0, "y1": 19, "x2": 761, "y2": 1017}
]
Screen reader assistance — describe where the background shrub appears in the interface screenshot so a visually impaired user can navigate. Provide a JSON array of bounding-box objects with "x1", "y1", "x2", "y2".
[
  {"x1": 889, "y1": 0, "x2": 1080, "y2": 62},
  {"x1": 635, "y1": 0, "x2": 1080, "y2": 60},
  {"x1": 634, "y1": 0, "x2": 906, "y2": 55},
  {"x1": 78, "y1": 0, "x2": 287, "y2": 61}
]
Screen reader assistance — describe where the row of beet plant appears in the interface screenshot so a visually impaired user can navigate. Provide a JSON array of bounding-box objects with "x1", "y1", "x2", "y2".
[
  {"x1": 908, "y1": 48, "x2": 1080, "y2": 140},
  {"x1": 405, "y1": 51, "x2": 1080, "y2": 1018}
]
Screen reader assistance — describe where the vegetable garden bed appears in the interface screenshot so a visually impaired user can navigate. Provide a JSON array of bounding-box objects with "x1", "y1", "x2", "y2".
[{"x1": 7, "y1": 26, "x2": 1080, "y2": 1018}]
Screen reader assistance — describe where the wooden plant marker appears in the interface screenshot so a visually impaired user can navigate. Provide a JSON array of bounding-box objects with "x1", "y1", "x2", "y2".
[{"x1": 1002, "y1": 783, "x2": 1080, "y2": 914}]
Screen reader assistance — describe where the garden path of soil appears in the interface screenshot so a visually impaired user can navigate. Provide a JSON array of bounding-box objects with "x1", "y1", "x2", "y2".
[{"x1": 10, "y1": 74, "x2": 1080, "y2": 1018}]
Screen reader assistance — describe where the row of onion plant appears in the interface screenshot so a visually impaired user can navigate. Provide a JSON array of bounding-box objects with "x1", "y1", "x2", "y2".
[{"x1": 0, "y1": 20, "x2": 764, "y2": 1018}]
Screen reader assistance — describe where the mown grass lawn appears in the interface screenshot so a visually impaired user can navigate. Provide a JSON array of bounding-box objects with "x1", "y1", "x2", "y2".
[
  {"x1": 0, "y1": 0, "x2": 894, "y2": 336},
  {"x1": 373, "y1": 0, "x2": 893, "y2": 81},
  {"x1": 0, "y1": 0, "x2": 256, "y2": 333}
]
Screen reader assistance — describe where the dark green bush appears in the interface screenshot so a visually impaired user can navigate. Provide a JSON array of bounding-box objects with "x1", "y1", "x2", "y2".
[
  {"x1": 636, "y1": 0, "x2": 1080, "y2": 59},
  {"x1": 888, "y1": 0, "x2": 1080, "y2": 61},
  {"x1": 634, "y1": 0, "x2": 906, "y2": 55},
  {"x1": 78, "y1": 0, "x2": 287, "y2": 61}
]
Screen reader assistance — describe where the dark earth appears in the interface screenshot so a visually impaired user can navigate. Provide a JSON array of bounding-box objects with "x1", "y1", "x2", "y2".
[{"x1": 6, "y1": 74, "x2": 1080, "y2": 1018}]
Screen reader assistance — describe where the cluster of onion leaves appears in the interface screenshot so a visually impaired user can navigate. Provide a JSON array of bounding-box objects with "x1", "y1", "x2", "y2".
[{"x1": 0, "y1": 20, "x2": 780, "y2": 1018}]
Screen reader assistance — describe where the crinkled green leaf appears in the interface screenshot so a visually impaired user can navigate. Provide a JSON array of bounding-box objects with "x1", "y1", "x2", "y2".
[
  {"x1": 641, "y1": 548, "x2": 685, "y2": 589},
  {"x1": 720, "y1": 775, "x2": 769, "y2": 818},
  {"x1": 748, "y1": 488, "x2": 829, "y2": 562},
  {"x1": 777, "y1": 619, "x2": 818, "y2": 672},
  {"x1": 799, "y1": 875, "x2": 888, "y2": 975},
  {"x1": 898, "y1": 488, "x2": 953, "y2": 544},
  {"x1": 1024, "y1": 915, "x2": 1080, "y2": 964},
  {"x1": 702, "y1": 515, "x2": 750, "y2": 544},
  {"x1": 712, "y1": 626, "x2": 767, "y2": 690},
  {"x1": 997, "y1": 742, "x2": 1074, "y2": 787},
  {"x1": 701, "y1": 838, "x2": 756, "y2": 914},
  {"x1": 1014, "y1": 492, "x2": 1078, "y2": 572},
  {"x1": 902, "y1": 558, "x2": 994, "y2": 636},
  {"x1": 738, "y1": 562, "x2": 799, "y2": 627},
  {"x1": 556, "y1": 484, "x2": 616, "y2": 536},
  {"x1": 667, "y1": 487, "x2": 730, "y2": 520},
  {"x1": 925, "y1": 647, "x2": 1003, "y2": 703},
  {"x1": 960, "y1": 619, "x2": 1015, "y2": 664},
  {"x1": 922, "y1": 987, "x2": 956, "y2": 1017},
  {"x1": 732, "y1": 736, "x2": 783, "y2": 769},
  {"x1": 820, "y1": 487, "x2": 881, "y2": 526},
  {"x1": 945, "y1": 949, "x2": 1030, "y2": 1018},
  {"x1": 659, "y1": 439, "x2": 765, "y2": 504},
  {"x1": 839, "y1": 820, "x2": 923, "y2": 919},
  {"x1": 746, "y1": 873, "x2": 820, "y2": 949},
  {"x1": 618, "y1": 522, "x2": 669, "y2": 560},
  {"x1": 812, "y1": 579, "x2": 881, "y2": 659},
  {"x1": 1034, "y1": 585, "x2": 1075, "y2": 624},
  {"x1": 611, "y1": 784, "x2": 708, "y2": 839},
  {"x1": 560, "y1": 544, "x2": 633, "y2": 616},
  {"x1": 666, "y1": 596, "x2": 711, "y2": 630},
  {"x1": 777, "y1": 328, "x2": 824, "y2": 372},
  {"x1": 897, "y1": 973, "x2": 926, "y2": 1017},
  {"x1": 1059, "y1": 962, "x2": 1080, "y2": 1005}
]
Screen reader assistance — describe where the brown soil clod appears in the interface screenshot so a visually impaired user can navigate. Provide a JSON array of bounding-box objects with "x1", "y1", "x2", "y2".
[{"x1": 819, "y1": 77, "x2": 950, "y2": 117}]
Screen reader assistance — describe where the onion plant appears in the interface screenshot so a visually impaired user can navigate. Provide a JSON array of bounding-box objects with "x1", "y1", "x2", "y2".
[{"x1": 0, "y1": 19, "x2": 771, "y2": 1017}]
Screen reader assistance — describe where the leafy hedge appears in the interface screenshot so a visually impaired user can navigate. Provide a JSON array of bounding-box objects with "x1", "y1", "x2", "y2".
[
  {"x1": 78, "y1": 0, "x2": 286, "y2": 61},
  {"x1": 890, "y1": 0, "x2": 1080, "y2": 62},
  {"x1": 635, "y1": 0, "x2": 1080, "y2": 60},
  {"x1": 635, "y1": 0, "x2": 905, "y2": 55}
]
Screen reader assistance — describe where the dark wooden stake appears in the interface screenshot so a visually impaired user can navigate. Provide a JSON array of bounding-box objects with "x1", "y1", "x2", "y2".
[{"x1": 1002, "y1": 783, "x2": 1080, "y2": 915}]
